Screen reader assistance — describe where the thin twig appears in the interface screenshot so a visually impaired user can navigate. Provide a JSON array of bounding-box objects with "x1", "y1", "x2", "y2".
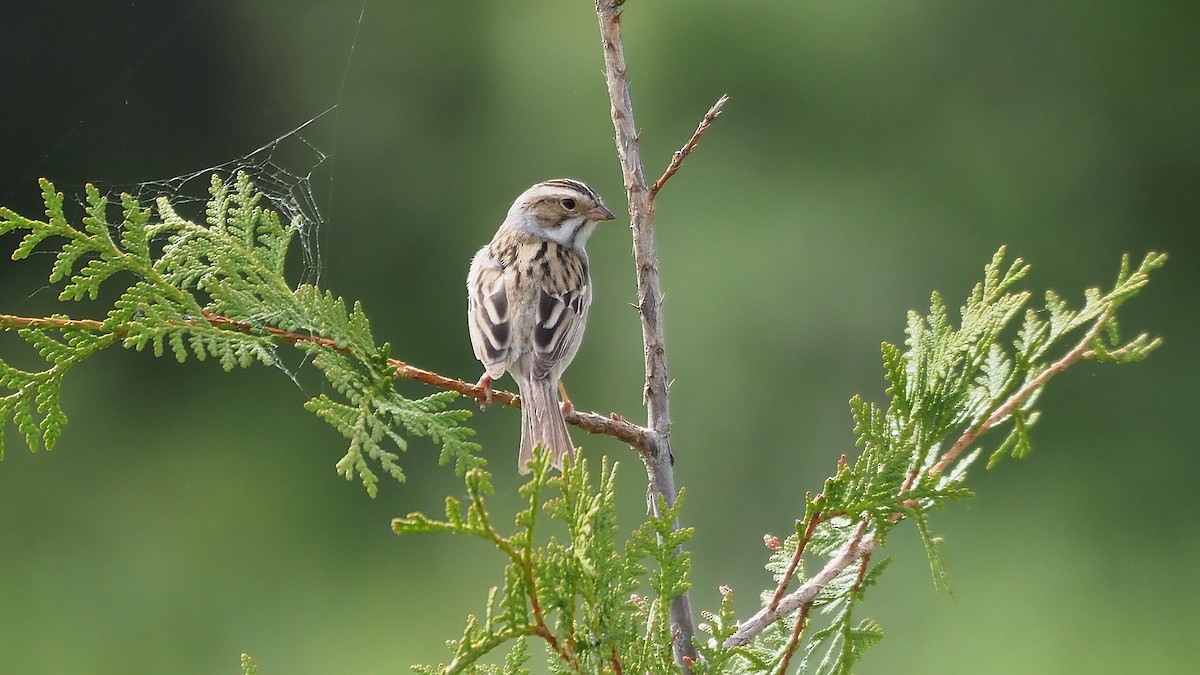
[
  {"x1": 0, "y1": 311, "x2": 651, "y2": 451},
  {"x1": 768, "y1": 512, "x2": 821, "y2": 612},
  {"x1": 726, "y1": 522, "x2": 874, "y2": 647},
  {"x1": 651, "y1": 95, "x2": 729, "y2": 197},
  {"x1": 776, "y1": 599, "x2": 814, "y2": 675},
  {"x1": 594, "y1": 0, "x2": 705, "y2": 665},
  {"x1": 0, "y1": 314, "x2": 107, "y2": 332},
  {"x1": 610, "y1": 645, "x2": 624, "y2": 675}
]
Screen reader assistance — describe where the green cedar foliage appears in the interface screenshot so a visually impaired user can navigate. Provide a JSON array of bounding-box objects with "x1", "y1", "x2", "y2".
[
  {"x1": 0, "y1": 176, "x2": 1164, "y2": 672},
  {"x1": 0, "y1": 174, "x2": 482, "y2": 494},
  {"x1": 395, "y1": 448, "x2": 685, "y2": 674},
  {"x1": 691, "y1": 248, "x2": 1164, "y2": 674}
]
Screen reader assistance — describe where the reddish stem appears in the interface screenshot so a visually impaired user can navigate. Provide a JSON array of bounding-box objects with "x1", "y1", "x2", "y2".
[
  {"x1": 768, "y1": 512, "x2": 822, "y2": 611},
  {"x1": 776, "y1": 600, "x2": 814, "y2": 675}
]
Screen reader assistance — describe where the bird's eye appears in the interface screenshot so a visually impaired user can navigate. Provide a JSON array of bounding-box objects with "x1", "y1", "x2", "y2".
[{"x1": 560, "y1": 197, "x2": 577, "y2": 210}]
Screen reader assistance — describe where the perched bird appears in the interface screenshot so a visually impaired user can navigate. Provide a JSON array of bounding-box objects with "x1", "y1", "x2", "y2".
[{"x1": 467, "y1": 179, "x2": 615, "y2": 473}]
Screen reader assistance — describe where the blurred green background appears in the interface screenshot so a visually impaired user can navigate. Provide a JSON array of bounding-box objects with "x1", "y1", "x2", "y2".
[{"x1": 1, "y1": 1, "x2": 1196, "y2": 672}]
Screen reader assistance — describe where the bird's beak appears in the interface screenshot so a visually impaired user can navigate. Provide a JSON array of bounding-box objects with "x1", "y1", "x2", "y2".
[{"x1": 586, "y1": 204, "x2": 617, "y2": 221}]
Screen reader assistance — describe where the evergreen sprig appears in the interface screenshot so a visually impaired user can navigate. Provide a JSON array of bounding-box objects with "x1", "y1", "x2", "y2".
[
  {"x1": 0, "y1": 323, "x2": 116, "y2": 458},
  {"x1": 0, "y1": 174, "x2": 482, "y2": 492},
  {"x1": 1, "y1": 174, "x2": 1164, "y2": 672},
  {"x1": 707, "y1": 248, "x2": 1164, "y2": 672},
  {"x1": 396, "y1": 449, "x2": 688, "y2": 674}
]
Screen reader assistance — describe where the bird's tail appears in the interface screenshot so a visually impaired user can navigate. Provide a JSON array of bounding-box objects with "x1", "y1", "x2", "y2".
[{"x1": 517, "y1": 375, "x2": 575, "y2": 474}]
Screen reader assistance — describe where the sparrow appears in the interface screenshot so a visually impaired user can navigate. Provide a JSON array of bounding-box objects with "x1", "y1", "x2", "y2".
[{"x1": 467, "y1": 179, "x2": 615, "y2": 473}]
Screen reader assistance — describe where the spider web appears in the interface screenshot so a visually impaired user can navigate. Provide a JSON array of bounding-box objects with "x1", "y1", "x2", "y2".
[
  {"x1": 85, "y1": 108, "x2": 341, "y2": 389},
  {"x1": 104, "y1": 106, "x2": 336, "y2": 292},
  {"x1": 11, "y1": 3, "x2": 369, "y2": 303},
  {"x1": 7, "y1": 3, "x2": 366, "y2": 386}
]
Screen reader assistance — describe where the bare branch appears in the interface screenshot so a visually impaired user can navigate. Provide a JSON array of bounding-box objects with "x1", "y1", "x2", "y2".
[
  {"x1": 651, "y1": 95, "x2": 729, "y2": 197},
  {"x1": 594, "y1": 0, "x2": 701, "y2": 665},
  {"x1": 0, "y1": 311, "x2": 651, "y2": 452}
]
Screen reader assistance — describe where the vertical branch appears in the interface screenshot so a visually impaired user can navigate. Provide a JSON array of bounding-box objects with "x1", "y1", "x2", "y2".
[{"x1": 594, "y1": 0, "x2": 697, "y2": 665}]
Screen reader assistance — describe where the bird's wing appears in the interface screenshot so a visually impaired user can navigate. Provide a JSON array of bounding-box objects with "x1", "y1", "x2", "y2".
[
  {"x1": 530, "y1": 280, "x2": 590, "y2": 380},
  {"x1": 467, "y1": 255, "x2": 512, "y2": 378}
]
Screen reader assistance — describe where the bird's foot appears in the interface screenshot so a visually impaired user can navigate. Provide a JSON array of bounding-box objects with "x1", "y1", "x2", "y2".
[{"x1": 475, "y1": 374, "x2": 494, "y2": 409}]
